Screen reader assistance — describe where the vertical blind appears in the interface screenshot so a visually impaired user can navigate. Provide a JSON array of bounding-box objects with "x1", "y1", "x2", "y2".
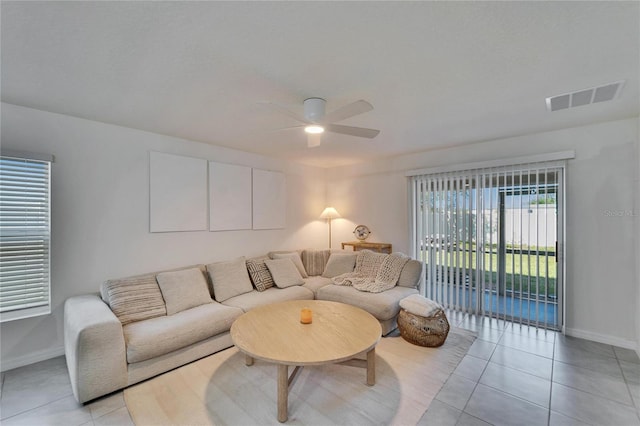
[
  {"x1": 410, "y1": 161, "x2": 564, "y2": 330},
  {"x1": 0, "y1": 154, "x2": 51, "y2": 321}
]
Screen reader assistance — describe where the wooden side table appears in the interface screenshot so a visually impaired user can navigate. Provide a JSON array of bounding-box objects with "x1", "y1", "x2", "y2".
[{"x1": 341, "y1": 241, "x2": 392, "y2": 254}]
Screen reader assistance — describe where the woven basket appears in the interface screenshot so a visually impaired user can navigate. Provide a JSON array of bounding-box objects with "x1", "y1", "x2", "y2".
[{"x1": 398, "y1": 308, "x2": 450, "y2": 347}]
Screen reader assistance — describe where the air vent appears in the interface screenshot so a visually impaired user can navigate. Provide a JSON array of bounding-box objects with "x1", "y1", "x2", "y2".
[{"x1": 546, "y1": 80, "x2": 625, "y2": 112}]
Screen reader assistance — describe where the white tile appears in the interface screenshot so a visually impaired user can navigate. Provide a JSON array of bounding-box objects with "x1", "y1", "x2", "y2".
[
  {"x1": 0, "y1": 356, "x2": 73, "y2": 420},
  {"x1": 480, "y1": 362, "x2": 551, "y2": 408},
  {"x1": 548, "y1": 410, "x2": 590, "y2": 426},
  {"x1": 490, "y1": 344, "x2": 553, "y2": 380},
  {"x1": 445, "y1": 310, "x2": 467, "y2": 326},
  {"x1": 458, "y1": 315, "x2": 509, "y2": 332},
  {"x1": 475, "y1": 327, "x2": 504, "y2": 343},
  {"x1": 556, "y1": 335, "x2": 616, "y2": 359},
  {"x1": 466, "y1": 339, "x2": 496, "y2": 360},
  {"x1": 628, "y1": 382, "x2": 640, "y2": 400},
  {"x1": 417, "y1": 399, "x2": 461, "y2": 426},
  {"x1": 1, "y1": 395, "x2": 92, "y2": 426},
  {"x1": 456, "y1": 412, "x2": 493, "y2": 426},
  {"x1": 435, "y1": 373, "x2": 477, "y2": 410},
  {"x1": 504, "y1": 323, "x2": 557, "y2": 343},
  {"x1": 93, "y1": 407, "x2": 133, "y2": 426},
  {"x1": 621, "y1": 360, "x2": 640, "y2": 385},
  {"x1": 553, "y1": 360, "x2": 633, "y2": 406},
  {"x1": 551, "y1": 382, "x2": 640, "y2": 426},
  {"x1": 614, "y1": 346, "x2": 640, "y2": 364},
  {"x1": 464, "y1": 384, "x2": 548, "y2": 426},
  {"x1": 453, "y1": 355, "x2": 488, "y2": 382},
  {"x1": 498, "y1": 332, "x2": 554, "y2": 358},
  {"x1": 554, "y1": 343, "x2": 624, "y2": 378}
]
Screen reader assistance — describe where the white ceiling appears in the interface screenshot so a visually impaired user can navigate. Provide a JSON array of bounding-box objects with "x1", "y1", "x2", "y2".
[{"x1": 2, "y1": 1, "x2": 638, "y2": 168}]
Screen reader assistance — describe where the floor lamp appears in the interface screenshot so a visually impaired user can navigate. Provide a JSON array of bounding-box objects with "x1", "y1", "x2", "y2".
[{"x1": 320, "y1": 207, "x2": 341, "y2": 249}]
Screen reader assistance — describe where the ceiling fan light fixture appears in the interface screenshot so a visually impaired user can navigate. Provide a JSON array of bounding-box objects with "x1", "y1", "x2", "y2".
[{"x1": 304, "y1": 125, "x2": 325, "y2": 134}]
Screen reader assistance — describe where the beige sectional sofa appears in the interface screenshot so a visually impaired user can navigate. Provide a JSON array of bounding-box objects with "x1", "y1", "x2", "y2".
[{"x1": 64, "y1": 249, "x2": 422, "y2": 403}]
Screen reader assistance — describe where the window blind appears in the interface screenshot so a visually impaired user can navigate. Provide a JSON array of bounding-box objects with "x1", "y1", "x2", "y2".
[
  {"x1": 0, "y1": 154, "x2": 51, "y2": 321},
  {"x1": 410, "y1": 160, "x2": 564, "y2": 330}
]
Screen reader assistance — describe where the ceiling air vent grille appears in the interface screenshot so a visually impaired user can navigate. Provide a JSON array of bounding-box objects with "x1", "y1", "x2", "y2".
[{"x1": 546, "y1": 80, "x2": 625, "y2": 112}]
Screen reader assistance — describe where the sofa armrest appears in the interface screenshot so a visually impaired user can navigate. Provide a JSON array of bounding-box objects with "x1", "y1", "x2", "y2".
[{"x1": 64, "y1": 294, "x2": 127, "y2": 403}]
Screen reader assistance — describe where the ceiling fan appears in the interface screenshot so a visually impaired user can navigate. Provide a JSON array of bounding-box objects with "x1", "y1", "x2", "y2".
[{"x1": 267, "y1": 98, "x2": 380, "y2": 148}]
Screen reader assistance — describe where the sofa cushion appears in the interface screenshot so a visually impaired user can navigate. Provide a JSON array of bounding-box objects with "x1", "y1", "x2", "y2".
[
  {"x1": 207, "y1": 257, "x2": 254, "y2": 302},
  {"x1": 397, "y1": 259, "x2": 423, "y2": 289},
  {"x1": 102, "y1": 274, "x2": 167, "y2": 325},
  {"x1": 156, "y1": 268, "x2": 212, "y2": 315},
  {"x1": 222, "y1": 286, "x2": 314, "y2": 312},
  {"x1": 301, "y1": 249, "x2": 332, "y2": 276},
  {"x1": 270, "y1": 252, "x2": 308, "y2": 278},
  {"x1": 322, "y1": 253, "x2": 357, "y2": 278},
  {"x1": 265, "y1": 258, "x2": 305, "y2": 288},
  {"x1": 123, "y1": 303, "x2": 243, "y2": 363},
  {"x1": 246, "y1": 257, "x2": 275, "y2": 292},
  {"x1": 302, "y1": 276, "x2": 332, "y2": 297},
  {"x1": 316, "y1": 284, "x2": 418, "y2": 321}
]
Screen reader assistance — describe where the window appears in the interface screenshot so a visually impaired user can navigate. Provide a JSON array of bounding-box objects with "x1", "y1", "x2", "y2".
[
  {"x1": 0, "y1": 151, "x2": 52, "y2": 322},
  {"x1": 409, "y1": 157, "x2": 567, "y2": 330}
]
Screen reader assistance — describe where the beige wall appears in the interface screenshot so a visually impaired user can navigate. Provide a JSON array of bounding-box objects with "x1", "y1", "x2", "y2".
[
  {"x1": 327, "y1": 118, "x2": 639, "y2": 349},
  {"x1": 0, "y1": 103, "x2": 327, "y2": 370}
]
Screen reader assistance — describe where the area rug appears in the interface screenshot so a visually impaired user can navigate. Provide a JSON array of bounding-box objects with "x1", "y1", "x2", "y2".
[{"x1": 124, "y1": 328, "x2": 476, "y2": 425}]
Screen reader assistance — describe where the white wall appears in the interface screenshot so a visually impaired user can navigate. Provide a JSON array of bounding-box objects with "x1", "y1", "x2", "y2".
[
  {"x1": 0, "y1": 103, "x2": 327, "y2": 370},
  {"x1": 327, "y1": 118, "x2": 639, "y2": 349},
  {"x1": 636, "y1": 115, "x2": 640, "y2": 357}
]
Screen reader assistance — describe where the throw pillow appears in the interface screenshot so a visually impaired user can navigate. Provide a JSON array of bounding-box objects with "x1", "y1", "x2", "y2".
[
  {"x1": 246, "y1": 257, "x2": 275, "y2": 292},
  {"x1": 102, "y1": 274, "x2": 167, "y2": 325},
  {"x1": 397, "y1": 259, "x2": 423, "y2": 288},
  {"x1": 322, "y1": 253, "x2": 357, "y2": 278},
  {"x1": 264, "y1": 258, "x2": 305, "y2": 288},
  {"x1": 271, "y1": 252, "x2": 308, "y2": 278},
  {"x1": 301, "y1": 249, "x2": 332, "y2": 276},
  {"x1": 207, "y1": 256, "x2": 254, "y2": 302},
  {"x1": 156, "y1": 268, "x2": 212, "y2": 315}
]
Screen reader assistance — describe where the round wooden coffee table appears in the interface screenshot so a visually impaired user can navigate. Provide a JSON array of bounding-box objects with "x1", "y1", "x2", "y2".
[{"x1": 230, "y1": 300, "x2": 382, "y2": 422}]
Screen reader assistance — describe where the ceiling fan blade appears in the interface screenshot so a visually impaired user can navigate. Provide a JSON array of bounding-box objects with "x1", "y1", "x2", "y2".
[
  {"x1": 325, "y1": 123, "x2": 380, "y2": 139},
  {"x1": 307, "y1": 133, "x2": 322, "y2": 148},
  {"x1": 322, "y1": 100, "x2": 374, "y2": 123},
  {"x1": 259, "y1": 102, "x2": 308, "y2": 124},
  {"x1": 269, "y1": 125, "x2": 305, "y2": 132}
]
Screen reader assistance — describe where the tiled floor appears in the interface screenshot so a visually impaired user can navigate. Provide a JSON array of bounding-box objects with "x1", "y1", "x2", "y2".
[
  {"x1": 1, "y1": 311, "x2": 639, "y2": 426},
  {"x1": 419, "y1": 310, "x2": 640, "y2": 426},
  {"x1": 0, "y1": 357, "x2": 133, "y2": 426}
]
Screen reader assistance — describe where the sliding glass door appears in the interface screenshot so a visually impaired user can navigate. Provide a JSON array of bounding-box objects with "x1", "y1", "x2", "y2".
[{"x1": 410, "y1": 162, "x2": 564, "y2": 330}]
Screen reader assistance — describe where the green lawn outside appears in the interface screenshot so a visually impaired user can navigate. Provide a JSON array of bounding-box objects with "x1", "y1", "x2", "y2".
[{"x1": 420, "y1": 248, "x2": 557, "y2": 298}]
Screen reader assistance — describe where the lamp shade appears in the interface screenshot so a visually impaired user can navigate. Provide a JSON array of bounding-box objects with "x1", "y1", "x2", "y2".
[{"x1": 319, "y1": 207, "x2": 340, "y2": 219}]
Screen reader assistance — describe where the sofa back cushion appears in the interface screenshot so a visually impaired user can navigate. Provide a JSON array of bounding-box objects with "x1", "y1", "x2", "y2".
[
  {"x1": 102, "y1": 274, "x2": 167, "y2": 325},
  {"x1": 207, "y1": 256, "x2": 254, "y2": 302},
  {"x1": 397, "y1": 259, "x2": 424, "y2": 289},
  {"x1": 322, "y1": 253, "x2": 357, "y2": 278},
  {"x1": 301, "y1": 249, "x2": 332, "y2": 276},
  {"x1": 264, "y1": 258, "x2": 305, "y2": 288},
  {"x1": 270, "y1": 252, "x2": 308, "y2": 278},
  {"x1": 157, "y1": 268, "x2": 213, "y2": 315}
]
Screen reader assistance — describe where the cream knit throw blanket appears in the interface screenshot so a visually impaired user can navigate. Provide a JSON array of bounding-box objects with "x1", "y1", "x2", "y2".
[{"x1": 332, "y1": 250, "x2": 410, "y2": 293}]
